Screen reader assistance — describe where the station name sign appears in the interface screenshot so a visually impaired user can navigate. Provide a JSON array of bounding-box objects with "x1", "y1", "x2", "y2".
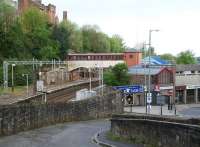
[{"x1": 113, "y1": 85, "x2": 144, "y2": 94}]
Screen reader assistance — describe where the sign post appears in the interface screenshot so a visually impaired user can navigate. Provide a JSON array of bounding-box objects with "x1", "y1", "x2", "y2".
[
  {"x1": 113, "y1": 85, "x2": 144, "y2": 112},
  {"x1": 157, "y1": 95, "x2": 166, "y2": 116},
  {"x1": 147, "y1": 93, "x2": 152, "y2": 114}
]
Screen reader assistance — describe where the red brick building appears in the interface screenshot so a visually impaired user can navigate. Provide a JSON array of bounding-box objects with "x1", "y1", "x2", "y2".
[
  {"x1": 66, "y1": 51, "x2": 142, "y2": 81},
  {"x1": 124, "y1": 51, "x2": 142, "y2": 67},
  {"x1": 18, "y1": 0, "x2": 60, "y2": 24}
]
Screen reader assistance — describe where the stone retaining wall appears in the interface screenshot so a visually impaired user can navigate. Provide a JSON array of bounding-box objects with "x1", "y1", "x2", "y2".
[
  {"x1": 111, "y1": 114, "x2": 200, "y2": 147},
  {"x1": 0, "y1": 91, "x2": 123, "y2": 136}
]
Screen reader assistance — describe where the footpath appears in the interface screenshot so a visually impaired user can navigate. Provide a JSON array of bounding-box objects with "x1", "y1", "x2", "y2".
[{"x1": 124, "y1": 104, "x2": 200, "y2": 117}]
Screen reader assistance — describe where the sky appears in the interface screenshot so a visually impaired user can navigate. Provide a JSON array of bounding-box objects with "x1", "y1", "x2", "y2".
[{"x1": 42, "y1": 0, "x2": 200, "y2": 56}]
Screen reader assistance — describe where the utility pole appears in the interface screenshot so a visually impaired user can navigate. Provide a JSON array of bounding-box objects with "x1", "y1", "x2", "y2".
[
  {"x1": 11, "y1": 64, "x2": 16, "y2": 92},
  {"x1": 101, "y1": 68, "x2": 104, "y2": 96},
  {"x1": 147, "y1": 29, "x2": 159, "y2": 113},
  {"x1": 22, "y1": 74, "x2": 29, "y2": 97},
  {"x1": 143, "y1": 43, "x2": 147, "y2": 114},
  {"x1": 89, "y1": 68, "x2": 92, "y2": 92}
]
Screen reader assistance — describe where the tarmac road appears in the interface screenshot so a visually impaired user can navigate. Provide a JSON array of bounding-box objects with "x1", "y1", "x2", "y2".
[{"x1": 0, "y1": 119, "x2": 109, "y2": 147}]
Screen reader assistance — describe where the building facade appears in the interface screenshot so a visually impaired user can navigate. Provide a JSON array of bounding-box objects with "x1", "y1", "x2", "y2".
[
  {"x1": 66, "y1": 51, "x2": 142, "y2": 81},
  {"x1": 18, "y1": 0, "x2": 65, "y2": 24},
  {"x1": 175, "y1": 64, "x2": 200, "y2": 104},
  {"x1": 128, "y1": 65, "x2": 174, "y2": 105}
]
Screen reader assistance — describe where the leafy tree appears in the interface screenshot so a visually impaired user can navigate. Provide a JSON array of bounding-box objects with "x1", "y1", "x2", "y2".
[
  {"x1": 21, "y1": 7, "x2": 58, "y2": 59},
  {"x1": 104, "y1": 63, "x2": 130, "y2": 86},
  {"x1": 39, "y1": 44, "x2": 59, "y2": 60},
  {"x1": 81, "y1": 25, "x2": 99, "y2": 52},
  {"x1": 176, "y1": 50, "x2": 197, "y2": 64},
  {"x1": 0, "y1": 1, "x2": 16, "y2": 59},
  {"x1": 95, "y1": 32, "x2": 111, "y2": 52},
  {"x1": 160, "y1": 53, "x2": 176, "y2": 63},
  {"x1": 53, "y1": 21, "x2": 82, "y2": 59},
  {"x1": 81, "y1": 25, "x2": 111, "y2": 53},
  {"x1": 68, "y1": 22, "x2": 83, "y2": 53},
  {"x1": 110, "y1": 35, "x2": 125, "y2": 53}
]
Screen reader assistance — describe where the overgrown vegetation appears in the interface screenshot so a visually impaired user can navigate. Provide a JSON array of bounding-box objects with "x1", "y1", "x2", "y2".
[
  {"x1": 159, "y1": 50, "x2": 197, "y2": 64},
  {"x1": 0, "y1": 1, "x2": 126, "y2": 86},
  {"x1": 106, "y1": 131, "x2": 158, "y2": 147},
  {"x1": 104, "y1": 63, "x2": 130, "y2": 86}
]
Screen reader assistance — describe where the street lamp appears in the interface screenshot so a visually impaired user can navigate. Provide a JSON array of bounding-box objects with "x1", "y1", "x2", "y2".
[
  {"x1": 89, "y1": 68, "x2": 92, "y2": 92},
  {"x1": 11, "y1": 64, "x2": 16, "y2": 92},
  {"x1": 147, "y1": 29, "x2": 160, "y2": 113},
  {"x1": 22, "y1": 74, "x2": 29, "y2": 97}
]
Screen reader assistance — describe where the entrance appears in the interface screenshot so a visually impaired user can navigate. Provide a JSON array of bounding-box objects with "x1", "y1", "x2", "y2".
[
  {"x1": 187, "y1": 89, "x2": 195, "y2": 103},
  {"x1": 176, "y1": 90, "x2": 184, "y2": 103}
]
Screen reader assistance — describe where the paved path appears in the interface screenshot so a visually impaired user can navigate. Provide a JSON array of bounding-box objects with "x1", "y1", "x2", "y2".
[
  {"x1": 179, "y1": 107, "x2": 200, "y2": 118},
  {"x1": 0, "y1": 119, "x2": 109, "y2": 147},
  {"x1": 124, "y1": 104, "x2": 200, "y2": 117}
]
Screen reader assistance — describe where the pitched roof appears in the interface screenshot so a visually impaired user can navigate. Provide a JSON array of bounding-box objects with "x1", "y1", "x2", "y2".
[
  {"x1": 128, "y1": 65, "x2": 164, "y2": 75},
  {"x1": 176, "y1": 64, "x2": 200, "y2": 72},
  {"x1": 142, "y1": 56, "x2": 171, "y2": 65}
]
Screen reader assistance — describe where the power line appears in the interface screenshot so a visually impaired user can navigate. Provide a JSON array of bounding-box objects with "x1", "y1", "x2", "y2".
[{"x1": 3, "y1": 60, "x2": 68, "y2": 88}]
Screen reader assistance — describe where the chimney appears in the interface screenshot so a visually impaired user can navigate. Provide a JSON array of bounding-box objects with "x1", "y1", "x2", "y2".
[{"x1": 63, "y1": 11, "x2": 67, "y2": 21}]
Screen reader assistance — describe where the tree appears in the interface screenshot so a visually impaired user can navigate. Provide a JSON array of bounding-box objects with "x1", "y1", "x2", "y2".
[
  {"x1": 20, "y1": 7, "x2": 58, "y2": 59},
  {"x1": 81, "y1": 25, "x2": 100, "y2": 52},
  {"x1": 110, "y1": 35, "x2": 125, "y2": 53},
  {"x1": 81, "y1": 25, "x2": 111, "y2": 53},
  {"x1": 159, "y1": 53, "x2": 176, "y2": 63},
  {"x1": 95, "y1": 32, "x2": 111, "y2": 52},
  {"x1": 53, "y1": 20, "x2": 82, "y2": 59},
  {"x1": 0, "y1": 1, "x2": 16, "y2": 60},
  {"x1": 104, "y1": 63, "x2": 130, "y2": 86},
  {"x1": 176, "y1": 50, "x2": 197, "y2": 64}
]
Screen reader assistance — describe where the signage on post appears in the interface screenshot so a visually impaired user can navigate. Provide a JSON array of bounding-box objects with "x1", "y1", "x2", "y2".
[
  {"x1": 157, "y1": 96, "x2": 166, "y2": 105},
  {"x1": 37, "y1": 80, "x2": 44, "y2": 92},
  {"x1": 113, "y1": 85, "x2": 144, "y2": 94},
  {"x1": 147, "y1": 93, "x2": 152, "y2": 103}
]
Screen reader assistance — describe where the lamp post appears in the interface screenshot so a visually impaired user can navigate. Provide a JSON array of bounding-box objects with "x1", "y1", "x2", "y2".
[
  {"x1": 147, "y1": 29, "x2": 159, "y2": 113},
  {"x1": 143, "y1": 43, "x2": 148, "y2": 113},
  {"x1": 101, "y1": 67, "x2": 104, "y2": 96},
  {"x1": 89, "y1": 68, "x2": 92, "y2": 92},
  {"x1": 22, "y1": 74, "x2": 29, "y2": 97},
  {"x1": 11, "y1": 64, "x2": 16, "y2": 92}
]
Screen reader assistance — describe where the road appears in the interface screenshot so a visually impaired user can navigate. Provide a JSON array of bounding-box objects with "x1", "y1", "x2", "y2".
[{"x1": 0, "y1": 119, "x2": 109, "y2": 147}]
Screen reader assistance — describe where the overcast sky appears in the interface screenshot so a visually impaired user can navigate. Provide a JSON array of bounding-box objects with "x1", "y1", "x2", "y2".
[{"x1": 43, "y1": 0, "x2": 200, "y2": 56}]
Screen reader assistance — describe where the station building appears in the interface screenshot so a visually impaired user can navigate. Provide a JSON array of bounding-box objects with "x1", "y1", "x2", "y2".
[
  {"x1": 66, "y1": 51, "x2": 142, "y2": 81},
  {"x1": 128, "y1": 56, "x2": 175, "y2": 105}
]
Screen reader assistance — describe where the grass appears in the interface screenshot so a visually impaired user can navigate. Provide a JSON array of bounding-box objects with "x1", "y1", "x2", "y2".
[
  {"x1": 106, "y1": 131, "x2": 139, "y2": 144},
  {"x1": 106, "y1": 131, "x2": 157, "y2": 147},
  {"x1": 0, "y1": 86, "x2": 27, "y2": 96}
]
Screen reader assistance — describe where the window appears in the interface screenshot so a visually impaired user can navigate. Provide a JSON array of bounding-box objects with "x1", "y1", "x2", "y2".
[{"x1": 129, "y1": 55, "x2": 133, "y2": 58}]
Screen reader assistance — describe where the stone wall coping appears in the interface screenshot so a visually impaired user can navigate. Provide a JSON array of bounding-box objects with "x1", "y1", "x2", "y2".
[
  {"x1": 111, "y1": 113, "x2": 200, "y2": 125},
  {"x1": 111, "y1": 118, "x2": 200, "y2": 129}
]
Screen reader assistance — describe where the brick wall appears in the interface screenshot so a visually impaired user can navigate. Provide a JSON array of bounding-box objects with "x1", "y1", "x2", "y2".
[
  {"x1": 0, "y1": 91, "x2": 123, "y2": 136},
  {"x1": 124, "y1": 52, "x2": 142, "y2": 67}
]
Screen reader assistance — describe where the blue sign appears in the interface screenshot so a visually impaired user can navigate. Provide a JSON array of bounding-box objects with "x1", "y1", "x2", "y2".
[{"x1": 113, "y1": 85, "x2": 144, "y2": 94}]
